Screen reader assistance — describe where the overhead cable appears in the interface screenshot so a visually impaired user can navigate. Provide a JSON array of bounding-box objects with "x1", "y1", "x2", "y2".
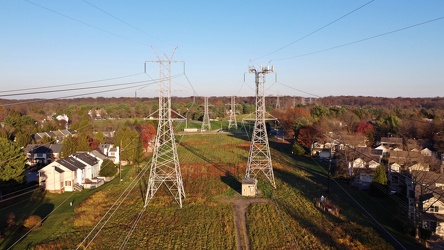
[
  {"x1": 254, "y1": 0, "x2": 375, "y2": 60},
  {"x1": 0, "y1": 73, "x2": 144, "y2": 94},
  {"x1": 273, "y1": 16, "x2": 444, "y2": 61},
  {"x1": 25, "y1": 0, "x2": 148, "y2": 47},
  {"x1": 82, "y1": 0, "x2": 161, "y2": 41}
]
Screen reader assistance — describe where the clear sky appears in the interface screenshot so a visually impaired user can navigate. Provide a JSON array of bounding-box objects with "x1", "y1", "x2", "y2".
[{"x1": 1, "y1": 0, "x2": 443, "y2": 100}]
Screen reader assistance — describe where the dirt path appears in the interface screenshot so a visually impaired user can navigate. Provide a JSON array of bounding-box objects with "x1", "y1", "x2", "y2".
[{"x1": 221, "y1": 198, "x2": 270, "y2": 250}]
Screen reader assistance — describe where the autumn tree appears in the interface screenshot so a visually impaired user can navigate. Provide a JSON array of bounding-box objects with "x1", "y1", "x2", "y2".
[
  {"x1": 273, "y1": 107, "x2": 310, "y2": 137},
  {"x1": 136, "y1": 123, "x2": 156, "y2": 153},
  {"x1": 297, "y1": 125, "x2": 324, "y2": 149},
  {"x1": 0, "y1": 138, "x2": 27, "y2": 182}
]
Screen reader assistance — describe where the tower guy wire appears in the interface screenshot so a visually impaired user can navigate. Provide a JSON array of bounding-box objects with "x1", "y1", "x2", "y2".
[
  {"x1": 245, "y1": 65, "x2": 276, "y2": 189},
  {"x1": 144, "y1": 50, "x2": 185, "y2": 208}
]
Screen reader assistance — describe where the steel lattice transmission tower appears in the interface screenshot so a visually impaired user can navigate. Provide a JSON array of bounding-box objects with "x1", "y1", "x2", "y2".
[
  {"x1": 245, "y1": 65, "x2": 276, "y2": 188},
  {"x1": 145, "y1": 52, "x2": 185, "y2": 208},
  {"x1": 228, "y1": 96, "x2": 238, "y2": 129},
  {"x1": 276, "y1": 94, "x2": 281, "y2": 109},
  {"x1": 201, "y1": 97, "x2": 211, "y2": 131}
]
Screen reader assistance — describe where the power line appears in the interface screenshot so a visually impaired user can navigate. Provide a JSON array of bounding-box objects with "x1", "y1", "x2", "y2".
[
  {"x1": 254, "y1": 0, "x2": 375, "y2": 60},
  {"x1": 0, "y1": 82, "x2": 149, "y2": 107},
  {"x1": 82, "y1": 0, "x2": 161, "y2": 41},
  {"x1": 25, "y1": 0, "x2": 148, "y2": 47},
  {"x1": 0, "y1": 73, "x2": 144, "y2": 94},
  {"x1": 273, "y1": 16, "x2": 444, "y2": 61},
  {"x1": 0, "y1": 80, "x2": 151, "y2": 98},
  {"x1": 277, "y1": 81, "x2": 322, "y2": 98}
]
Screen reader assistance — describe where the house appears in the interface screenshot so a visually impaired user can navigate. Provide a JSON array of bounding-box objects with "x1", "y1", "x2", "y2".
[
  {"x1": 420, "y1": 192, "x2": 444, "y2": 236},
  {"x1": 408, "y1": 171, "x2": 444, "y2": 237},
  {"x1": 34, "y1": 129, "x2": 77, "y2": 143},
  {"x1": 388, "y1": 150, "x2": 421, "y2": 166},
  {"x1": 351, "y1": 169, "x2": 374, "y2": 190},
  {"x1": 319, "y1": 148, "x2": 332, "y2": 160},
  {"x1": 389, "y1": 163, "x2": 402, "y2": 173},
  {"x1": 23, "y1": 144, "x2": 63, "y2": 166},
  {"x1": 72, "y1": 152, "x2": 101, "y2": 181},
  {"x1": 367, "y1": 160, "x2": 380, "y2": 169},
  {"x1": 421, "y1": 148, "x2": 433, "y2": 157},
  {"x1": 98, "y1": 144, "x2": 120, "y2": 164},
  {"x1": 352, "y1": 158, "x2": 365, "y2": 169},
  {"x1": 38, "y1": 156, "x2": 86, "y2": 193},
  {"x1": 375, "y1": 145, "x2": 389, "y2": 156},
  {"x1": 408, "y1": 163, "x2": 430, "y2": 173},
  {"x1": 380, "y1": 137, "x2": 403, "y2": 149},
  {"x1": 242, "y1": 178, "x2": 257, "y2": 197}
]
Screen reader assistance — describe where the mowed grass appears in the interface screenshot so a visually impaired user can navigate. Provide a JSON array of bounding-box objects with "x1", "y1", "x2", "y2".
[{"x1": 5, "y1": 132, "x2": 398, "y2": 249}]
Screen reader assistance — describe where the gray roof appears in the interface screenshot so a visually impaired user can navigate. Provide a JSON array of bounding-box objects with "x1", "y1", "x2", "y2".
[
  {"x1": 90, "y1": 150, "x2": 107, "y2": 160},
  {"x1": 73, "y1": 152, "x2": 98, "y2": 166},
  {"x1": 23, "y1": 144, "x2": 63, "y2": 154},
  {"x1": 58, "y1": 157, "x2": 86, "y2": 171}
]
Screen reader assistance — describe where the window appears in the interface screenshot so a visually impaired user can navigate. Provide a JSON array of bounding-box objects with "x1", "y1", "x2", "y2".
[
  {"x1": 427, "y1": 206, "x2": 439, "y2": 213},
  {"x1": 65, "y1": 181, "x2": 72, "y2": 186}
]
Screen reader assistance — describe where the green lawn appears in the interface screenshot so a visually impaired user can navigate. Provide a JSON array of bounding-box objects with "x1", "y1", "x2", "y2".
[{"x1": 0, "y1": 132, "x2": 423, "y2": 249}]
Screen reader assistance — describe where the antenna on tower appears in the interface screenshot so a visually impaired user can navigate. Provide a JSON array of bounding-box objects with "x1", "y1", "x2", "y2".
[
  {"x1": 144, "y1": 49, "x2": 185, "y2": 208},
  {"x1": 245, "y1": 65, "x2": 276, "y2": 189}
]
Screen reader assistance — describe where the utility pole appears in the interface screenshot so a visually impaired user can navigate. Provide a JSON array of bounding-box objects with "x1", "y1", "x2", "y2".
[
  {"x1": 201, "y1": 97, "x2": 211, "y2": 131},
  {"x1": 144, "y1": 50, "x2": 185, "y2": 208},
  {"x1": 245, "y1": 65, "x2": 276, "y2": 188},
  {"x1": 119, "y1": 140, "x2": 122, "y2": 182}
]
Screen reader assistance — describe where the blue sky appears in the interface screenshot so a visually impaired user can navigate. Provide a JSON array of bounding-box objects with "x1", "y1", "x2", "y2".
[{"x1": 1, "y1": 0, "x2": 443, "y2": 99}]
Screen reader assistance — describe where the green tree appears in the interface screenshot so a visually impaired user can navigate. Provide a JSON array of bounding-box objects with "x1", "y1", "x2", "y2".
[
  {"x1": 61, "y1": 135, "x2": 77, "y2": 158},
  {"x1": 372, "y1": 165, "x2": 387, "y2": 185},
  {"x1": 99, "y1": 159, "x2": 117, "y2": 177},
  {"x1": 76, "y1": 133, "x2": 92, "y2": 152},
  {"x1": 114, "y1": 126, "x2": 142, "y2": 163},
  {"x1": 0, "y1": 138, "x2": 27, "y2": 182},
  {"x1": 3, "y1": 110, "x2": 37, "y2": 144}
]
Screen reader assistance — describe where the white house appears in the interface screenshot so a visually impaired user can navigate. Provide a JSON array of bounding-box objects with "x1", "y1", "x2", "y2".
[
  {"x1": 39, "y1": 157, "x2": 87, "y2": 193},
  {"x1": 421, "y1": 148, "x2": 433, "y2": 157},
  {"x1": 352, "y1": 158, "x2": 365, "y2": 169},
  {"x1": 420, "y1": 193, "x2": 444, "y2": 237},
  {"x1": 408, "y1": 163, "x2": 430, "y2": 173},
  {"x1": 375, "y1": 145, "x2": 390, "y2": 156},
  {"x1": 389, "y1": 163, "x2": 401, "y2": 173},
  {"x1": 98, "y1": 144, "x2": 120, "y2": 164},
  {"x1": 367, "y1": 160, "x2": 380, "y2": 169}
]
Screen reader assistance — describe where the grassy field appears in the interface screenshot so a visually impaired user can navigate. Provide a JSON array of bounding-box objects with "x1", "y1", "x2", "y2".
[{"x1": 1, "y1": 131, "x2": 422, "y2": 249}]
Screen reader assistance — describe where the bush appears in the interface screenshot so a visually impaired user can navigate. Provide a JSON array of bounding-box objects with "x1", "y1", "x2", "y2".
[
  {"x1": 7, "y1": 212, "x2": 16, "y2": 228},
  {"x1": 23, "y1": 215, "x2": 42, "y2": 230},
  {"x1": 292, "y1": 142, "x2": 305, "y2": 156},
  {"x1": 99, "y1": 159, "x2": 117, "y2": 177}
]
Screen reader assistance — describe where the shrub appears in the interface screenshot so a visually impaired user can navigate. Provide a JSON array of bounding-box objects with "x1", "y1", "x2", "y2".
[
  {"x1": 23, "y1": 215, "x2": 42, "y2": 230},
  {"x1": 99, "y1": 159, "x2": 117, "y2": 177},
  {"x1": 292, "y1": 142, "x2": 305, "y2": 156},
  {"x1": 7, "y1": 212, "x2": 16, "y2": 228}
]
